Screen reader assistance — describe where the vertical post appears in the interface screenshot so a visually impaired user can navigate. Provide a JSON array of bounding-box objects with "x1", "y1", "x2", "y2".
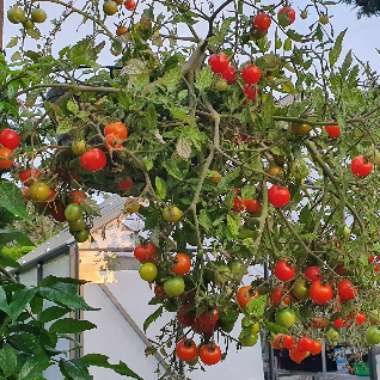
[
  {"x1": 0, "y1": 0, "x2": 4, "y2": 50},
  {"x1": 321, "y1": 340, "x2": 327, "y2": 380}
]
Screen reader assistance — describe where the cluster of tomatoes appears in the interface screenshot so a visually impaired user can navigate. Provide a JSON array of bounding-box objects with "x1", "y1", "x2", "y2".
[
  {"x1": 0, "y1": 128, "x2": 21, "y2": 170},
  {"x1": 103, "y1": 0, "x2": 136, "y2": 17},
  {"x1": 7, "y1": 5, "x2": 47, "y2": 26}
]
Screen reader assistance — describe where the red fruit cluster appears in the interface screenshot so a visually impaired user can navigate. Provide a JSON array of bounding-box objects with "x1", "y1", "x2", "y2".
[
  {"x1": 233, "y1": 190, "x2": 262, "y2": 215},
  {"x1": 208, "y1": 53, "x2": 236, "y2": 84},
  {"x1": 0, "y1": 128, "x2": 21, "y2": 170},
  {"x1": 176, "y1": 340, "x2": 222, "y2": 366}
]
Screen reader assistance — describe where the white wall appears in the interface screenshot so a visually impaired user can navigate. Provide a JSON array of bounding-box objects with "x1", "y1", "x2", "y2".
[{"x1": 83, "y1": 270, "x2": 265, "y2": 380}]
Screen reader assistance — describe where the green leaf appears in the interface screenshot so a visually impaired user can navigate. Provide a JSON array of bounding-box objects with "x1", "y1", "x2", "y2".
[
  {"x1": 8, "y1": 288, "x2": 37, "y2": 319},
  {"x1": 78, "y1": 354, "x2": 142, "y2": 379},
  {"x1": 155, "y1": 177, "x2": 167, "y2": 200},
  {"x1": 0, "y1": 231, "x2": 33, "y2": 246},
  {"x1": 6, "y1": 37, "x2": 19, "y2": 49},
  {"x1": 195, "y1": 66, "x2": 213, "y2": 91},
  {"x1": 0, "y1": 287, "x2": 9, "y2": 315},
  {"x1": 59, "y1": 360, "x2": 91, "y2": 380},
  {"x1": 0, "y1": 181, "x2": 29, "y2": 220},
  {"x1": 145, "y1": 103, "x2": 158, "y2": 130},
  {"x1": 17, "y1": 356, "x2": 49, "y2": 380},
  {"x1": 199, "y1": 209, "x2": 211, "y2": 232},
  {"x1": 329, "y1": 29, "x2": 347, "y2": 67},
  {"x1": 227, "y1": 214, "x2": 240, "y2": 237},
  {"x1": 0, "y1": 345, "x2": 18, "y2": 377},
  {"x1": 39, "y1": 306, "x2": 68, "y2": 323},
  {"x1": 66, "y1": 99, "x2": 79, "y2": 114},
  {"x1": 50, "y1": 318, "x2": 96, "y2": 334},
  {"x1": 245, "y1": 295, "x2": 267, "y2": 317},
  {"x1": 162, "y1": 160, "x2": 187, "y2": 180},
  {"x1": 143, "y1": 306, "x2": 163, "y2": 333}
]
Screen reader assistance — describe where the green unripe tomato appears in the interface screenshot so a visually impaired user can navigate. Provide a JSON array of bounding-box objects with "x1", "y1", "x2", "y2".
[
  {"x1": 139, "y1": 263, "x2": 158, "y2": 282},
  {"x1": 7, "y1": 7, "x2": 26, "y2": 24},
  {"x1": 366, "y1": 326, "x2": 380, "y2": 345},
  {"x1": 74, "y1": 229, "x2": 89, "y2": 242},
  {"x1": 162, "y1": 206, "x2": 183, "y2": 223},
  {"x1": 69, "y1": 218, "x2": 86, "y2": 232},
  {"x1": 275, "y1": 308, "x2": 297, "y2": 328},
  {"x1": 239, "y1": 331, "x2": 258, "y2": 346},
  {"x1": 31, "y1": 8, "x2": 47, "y2": 23},
  {"x1": 103, "y1": 0, "x2": 118, "y2": 16},
  {"x1": 64, "y1": 204, "x2": 83, "y2": 222},
  {"x1": 163, "y1": 277, "x2": 185, "y2": 297},
  {"x1": 228, "y1": 260, "x2": 247, "y2": 282},
  {"x1": 29, "y1": 181, "x2": 51, "y2": 202},
  {"x1": 72, "y1": 140, "x2": 87, "y2": 156},
  {"x1": 293, "y1": 278, "x2": 308, "y2": 300},
  {"x1": 326, "y1": 328, "x2": 340, "y2": 343},
  {"x1": 214, "y1": 79, "x2": 228, "y2": 92},
  {"x1": 319, "y1": 14, "x2": 330, "y2": 25}
]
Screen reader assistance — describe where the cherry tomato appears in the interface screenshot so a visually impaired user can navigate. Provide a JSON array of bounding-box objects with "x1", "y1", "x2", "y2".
[
  {"x1": 80, "y1": 148, "x2": 107, "y2": 172},
  {"x1": 309, "y1": 280, "x2": 333, "y2": 305},
  {"x1": 176, "y1": 339, "x2": 197, "y2": 362},
  {"x1": 0, "y1": 128, "x2": 21, "y2": 149},
  {"x1": 199, "y1": 343, "x2": 222, "y2": 366},
  {"x1": 117, "y1": 177, "x2": 134, "y2": 192},
  {"x1": 278, "y1": 7, "x2": 296, "y2": 27},
  {"x1": 241, "y1": 199, "x2": 262, "y2": 215},
  {"x1": 171, "y1": 253, "x2": 191, "y2": 276},
  {"x1": 104, "y1": 121, "x2": 128, "y2": 141},
  {"x1": 31, "y1": 8, "x2": 47, "y2": 23},
  {"x1": 236, "y1": 285, "x2": 259, "y2": 309},
  {"x1": 163, "y1": 276, "x2": 185, "y2": 297},
  {"x1": 69, "y1": 190, "x2": 87, "y2": 205},
  {"x1": 29, "y1": 181, "x2": 51, "y2": 202},
  {"x1": 208, "y1": 53, "x2": 229, "y2": 74},
  {"x1": 304, "y1": 265, "x2": 321, "y2": 282},
  {"x1": 252, "y1": 12, "x2": 272, "y2": 32},
  {"x1": 275, "y1": 308, "x2": 297, "y2": 328},
  {"x1": 298, "y1": 336, "x2": 314, "y2": 352},
  {"x1": 233, "y1": 196, "x2": 245, "y2": 212},
  {"x1": 273, "y1": 260, "x2": 296, "y2": 282},
  {"x1": 64, "y1": 203, "x2": 83, "y2": 222},
  {"x1": 139, "y1": 262, "x2": 158, "y2": 282},
  {"x1": 351, "y1": 155, "x2": 373, "y2": 177},
  {"x1": 355, "y1": 313, "x2": 366, "y2": 326},
  {"x1": 333, "y1": 318, "x2": 347, "y2": 329},
  {"x1": 221, "y1": 64, "x2": 237, "y2": 84},
  {"x1": 0, "y1": 147, "x2": 13, "y2": 170},
  {"x1": 268, "y1": 185, "x2": 291, "y2": 208},
  {"x1": 310, "y1": 340, "x2": 322, "y2": 356},
  {"x1": 124, "y1": 0, "x2": 136, "y2": 11},
  {"x1": 311, "y1": 317, "x2": 329, "y2": 329},
  {"x1": 241, "y1": 64, "x2": 262, "y2": 85},
  {"x1": 192, "y1": 308, "x2": 219, "y2": 335},
  {"x1": 19, "y1": 168, "x2": 41, "y2": 185},
  {"x1": 289, "y1": 347, "x2": 310, "y2": 364},
  {"x1": 325, "y1": 124, "x2": 341, "y2": 138},
  {"x1": 116, "y1": 25, "x2": 128, "y2": 36},
  {"x1": 133, "y1": 242, "x2": 157, "y2": 263},
  {"x1": 244, "y1": 85, "x2": 259, "y2": 101},
  {"x1": 177, "y1": 303, "x2": 195, "y2": 327},
  {"x1": 103, "y1": 0, "x2": 118, "y2": 15},
  {"x1": 271, "y1": 287, "x2": 291, "y2": 306},
  {"x1": 337, "y1": 279, "x2": 357, "y2": 302}
]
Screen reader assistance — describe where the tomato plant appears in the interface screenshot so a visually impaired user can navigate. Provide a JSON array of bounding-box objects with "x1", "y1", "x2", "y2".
[{"x1": 3, "y1": 0, "x2": 380, "y2": 373}]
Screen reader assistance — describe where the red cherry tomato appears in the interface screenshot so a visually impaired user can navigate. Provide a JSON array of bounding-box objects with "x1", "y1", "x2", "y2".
[
  {"x1": 272, "y1": 334, "x2": 294, "y2": 349},
  {"x1": 171, "y1": 253, "x2": 191, "y2": 276},
  {"x1": 304, "y1": 266, "x2": 321, "y2": 281},
  {"x1": 192, "y1": 308, "x2": 219, "y2": 336},
  {"x1": 177, "y1": 303, "x2": 195, "y2": 327},
  {"x1": 236, "y1": 285, "x2": 259, "y2": 309},
  {"x1": 337, "y1": 279, "x2": 357, "y2": 302},
  {"x1": 176, "y1": 339, "x2": 197, "y2": 362},
  {"x1": 133, "y1": 242, "x2": 157, "y2": 263},
  {"x1": 208, "y1": 53, "x2": 229, "y2": 74},
  {"x1": 273, "y1": 260, "x2": 296, "y2": 282},
  {"x1": 233, "y1": 196, "x2": 245, "y2": 212},
  {"x1": 242, "y1": 199, "x2": 262, "y2": 215},
  {"x1": 298, "y1": 336, "x2": 315, "y2": 352},
  {"x1": 333, "y1": 318, "x2": 347, "y2": 329},
  {"x1": 351, "y1": 155, "x2": 373, "y2": 177},
  {"x1": 124, "y1": 0, "x2": 136, "y2": 11},
  {"x1": 199, "y1": 343, "x2": 222, "y2": 366},
  {"x1": 221, "y1": 63, "x2": 237, "y2": 84},
  {"x1": 19, "y1": 168, "x2": 41, "y2": 184},
  {"x1": 355, "y1": 313, "x2": 366, "y2": 326},
  {"x1": 241, "y1": 64, "x2": 262, "y2": 85},
  {"x1": 117, "y1": 177, "x2": 134, "y2": 192},
  {"x1": 309, "y1": 280, "x2": 334, "y2": 305},
  {"x1": 0, "y1": 128, "x2": 21, "y2": 149},
  {"x1": 310, "y1": 340, "x2": 322, "y2": 356},
  {"x1": 278, "y1": 7, "x2": 296, "y2": 26},
  {"x1": 252, "y1": 12, "x2": 272, "y2": 32},
  {"x1": 244, "y1": 84, "x2": 259, "y2": 101},
  {"x1": 289, "y1": 346, "x2": 310, "y2": 364},
  {"x1": 271, "y1": 286, "x2": 291, "y2": 306},
  {"x1": 325, "y1": 124, "x2": 341, "y2": 138},
  {"x1": 69, "y1": 190, "x2": 87, "y2": 205},
  {"x1": 0, "y1": 147, "x2": 13, "y2": 170},
  {"x1": 80, "y1": 148, "x2": 107, "y2": 172},
  {"x1": 268, "y1": 185, "x2": 291, "y2": 208}
]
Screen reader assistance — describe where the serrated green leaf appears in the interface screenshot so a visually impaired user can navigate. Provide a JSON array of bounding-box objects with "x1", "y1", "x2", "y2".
[
  {"x1": 227, "y1": 214, "x2": 240, "y2": 237},
  {"x1": 0, "y1": 181, "x2": 29, "y2": 220},
  {"x1": 143, "y1": 306, "x2": 163, "y2": 333},
  {"x1": 155, "y1": 177, "x2": 167, "y2": 200},
  {"x1": 329, "y1": 29, "x2": 347, "y2": 67},
  {"x1": 50, "y1": 318, "x2": 96, "y2": 334},
  {"x1": 0, "y1": 345, "x2": 17, "y2": 377},
  {"x1": 195, "y1": 66, "x2": 213, "y2": 90}
]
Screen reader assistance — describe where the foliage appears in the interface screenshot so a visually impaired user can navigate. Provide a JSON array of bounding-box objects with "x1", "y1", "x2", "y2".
[
  {"x1": 342, "y1": 0, "x2": 380, "y2": 17},
  {"x1": 2, "y1": 0, "x2": 380, "y2": 377}
]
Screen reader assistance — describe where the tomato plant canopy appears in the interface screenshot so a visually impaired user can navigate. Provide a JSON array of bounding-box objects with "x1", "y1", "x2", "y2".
[{"x1": 2, "y1": 0, "x2": 380, "y2": 376}]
